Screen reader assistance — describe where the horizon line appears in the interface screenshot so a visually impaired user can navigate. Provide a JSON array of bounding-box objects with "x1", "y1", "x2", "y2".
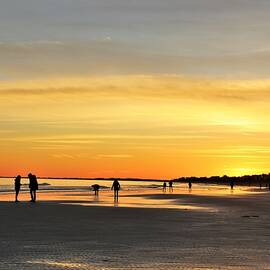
[{"x1": 1, "y1": 173, "x2": 270, "y2": 181}]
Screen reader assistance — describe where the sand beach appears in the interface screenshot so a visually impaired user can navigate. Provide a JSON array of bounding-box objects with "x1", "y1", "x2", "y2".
[{"x1": 0, "y1": 182, "x2": 270, "y2": 269}]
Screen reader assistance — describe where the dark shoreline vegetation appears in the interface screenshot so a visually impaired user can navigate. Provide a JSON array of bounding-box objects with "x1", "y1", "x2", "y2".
[
  {"x1": 1, "y1": 174, "x2": 270, "y2": 187},
  {"x1": 174, "y1": 174, "x2": 270, "y2": 187}
]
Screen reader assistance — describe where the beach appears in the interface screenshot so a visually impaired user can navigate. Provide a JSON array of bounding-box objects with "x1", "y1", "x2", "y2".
[
  {"x1": 0, "y1": 183, "x2": 270, "y2": 269},
  {"x1": 2, "y1": 0, "x2": 270, "y2": 268}
]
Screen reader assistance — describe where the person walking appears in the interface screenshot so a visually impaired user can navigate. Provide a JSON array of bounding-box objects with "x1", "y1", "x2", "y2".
[
  {"x1": 111, "y1": 179, "x2": 120, "y2": 200},
  {"x1": 169, "y1": 180, "x2": 173, "y2": 192},
  {"x1": 14, "y1": 175, "x2": 22, "y2": 202},
  {"x1": 163, "y1": 181, "x2": 167, "y2": 192},
  {"x1": 230, "y1": 179, "x2": 235, "y2": 190}
]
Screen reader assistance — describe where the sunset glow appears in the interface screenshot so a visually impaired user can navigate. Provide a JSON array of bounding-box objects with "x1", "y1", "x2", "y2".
[
  {"x1": 0, "y1": 75, "x2": 270, "y2": 178},
  {"x1": 1, "y1": 0, "x2": 270, "y2": 178}
]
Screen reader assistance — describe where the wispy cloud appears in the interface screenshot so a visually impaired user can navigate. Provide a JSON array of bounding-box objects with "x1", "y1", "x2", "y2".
[
  {"x1": 1, "y1": 39, "x2": 270, "y2": 79},
  {"x1": 95, "y1": 154, "x2": 133, "y2": 159},
  {"x1": 1, "y1": 75, "x2": 270, "y2": 103}
]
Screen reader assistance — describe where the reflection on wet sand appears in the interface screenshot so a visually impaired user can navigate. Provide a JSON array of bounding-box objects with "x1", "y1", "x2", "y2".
[
  {"x1": 27, "y1": 260, "x2": 89, "y2": 269},
  {"x1": 0, "y1": 184, "x2": 263, "y2": 212}
]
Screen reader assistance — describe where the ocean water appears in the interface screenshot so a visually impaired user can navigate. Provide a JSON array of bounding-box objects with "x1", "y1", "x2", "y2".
[
  {"x1": 0, "y1": 177, "x2": 259, "y2": 194},
  {"x1": 0, "y1": 178, "x2": 163, "y2": 192}
]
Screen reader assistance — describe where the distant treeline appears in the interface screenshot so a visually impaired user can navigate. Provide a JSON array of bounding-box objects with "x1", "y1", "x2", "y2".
[{"x1": 173, "y1": 174, "x2": 270, "y2": 187}]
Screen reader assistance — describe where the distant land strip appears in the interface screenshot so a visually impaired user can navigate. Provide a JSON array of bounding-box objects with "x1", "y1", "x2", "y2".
[{"x1": 1, "y1": 174, "x2": 270, "y2": 186}]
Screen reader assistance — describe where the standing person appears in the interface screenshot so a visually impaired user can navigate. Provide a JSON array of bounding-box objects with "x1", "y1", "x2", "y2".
[
  {"x1": 169, "y1": 180, "x2": 173, "y2": 192},
  {"x1": 163, "y1": 181, "x2": 167, "y2": 192},
  {"x1": 28, "y1": 173, "x2": 39, "y2": 202},
  {"x1": 230, "y1": 179, "x2": 234, "y2": 190},
  {"x1": 188, "y1": 180, "x2": 192, "y2": 189},
  {"x1": 111, "y1": 179, "x2": 120, "y2": 200},
  {"x1": 14, "y1": 175, "x2": 21, "y2": 202},
  {"x1": 28, "y1": 173, "x2": 33, "y2": 201}
]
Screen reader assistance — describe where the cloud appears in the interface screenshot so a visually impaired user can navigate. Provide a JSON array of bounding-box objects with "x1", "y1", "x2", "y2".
[
  {"x1": 95, "y1": 154, "x2": 133, "y2": 159},
  {"x1": 51, "y1": 154, "x2": 76, "y2": 159},
  {"x1": 2, "y1": 39, "x2": 270, "y2": 79},
  {"x1": 0, "y1": 75, "x2": 270, "y2": 103}
]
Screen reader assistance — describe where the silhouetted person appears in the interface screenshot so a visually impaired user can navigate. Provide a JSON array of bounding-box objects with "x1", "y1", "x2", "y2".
[
  {"x1": 230, "y1": 179, "x2": 234, "y2": 190},
  {"x1": 163, "y1": 181, "x2": 167, "y2": 192},
  {"x1": 259, "y1": 176, "x2": 262, "y2": 189},
  {"x1": 28, "y1": 173, "x2": 38, "y2": 202},
  {"x1": 169, "y1": 180, "x2": 173, "y2": 192},
  {"x1": 111, "y1": 180, "x2": 120, "y2": 200},
  {"x1": 14, "y1": 175, "x2": 21, "y2": 202},
  {"x1": 188, "y1": 180, "x2": 192, "y2": 189},
  {"x1": 91, "y1": 184, "x2": 100, "y2": 196}
]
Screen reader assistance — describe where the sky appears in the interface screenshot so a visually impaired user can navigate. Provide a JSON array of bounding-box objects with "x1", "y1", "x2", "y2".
[{"x1": 1, "y1": 0, "x2": 270, "y2": 178}]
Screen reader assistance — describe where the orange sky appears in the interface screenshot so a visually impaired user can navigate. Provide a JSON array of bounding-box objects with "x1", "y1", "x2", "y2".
[
  {"x1": 0, "y1": 75, "x2": 270, "y2": 178},
  {"x1": 1, "y1": 1, "x2": 270, "y2": 178}
]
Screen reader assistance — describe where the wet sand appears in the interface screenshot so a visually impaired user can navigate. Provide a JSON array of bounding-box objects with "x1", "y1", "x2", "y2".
[{"x1": 0, "y1": 187, "x2": 270, "y2": 269}]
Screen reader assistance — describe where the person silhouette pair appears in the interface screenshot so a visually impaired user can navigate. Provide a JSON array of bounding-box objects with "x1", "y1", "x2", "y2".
[{"x1": 14, "y1": 173, "x2": 38, "y2": 202}]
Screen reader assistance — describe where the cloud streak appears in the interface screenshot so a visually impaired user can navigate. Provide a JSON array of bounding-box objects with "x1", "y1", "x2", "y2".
[
  {"x1": 1, "y1": 40, "x2": 270, "y2": 79},
  {"x1": 0, "y1": 75, "x2": 270, "y2": 103}
]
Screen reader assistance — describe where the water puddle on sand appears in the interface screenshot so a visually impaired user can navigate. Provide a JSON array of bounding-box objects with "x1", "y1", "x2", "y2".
[
  {"x1": 62, "y1": 193, "x2": 214, "y2": 211},
  {"x1": 27, "y1": 260, "x2": 88, "y2": 268},
  {"x1": 26, "y1": 260, "x2": 251, "y2": 269}
]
